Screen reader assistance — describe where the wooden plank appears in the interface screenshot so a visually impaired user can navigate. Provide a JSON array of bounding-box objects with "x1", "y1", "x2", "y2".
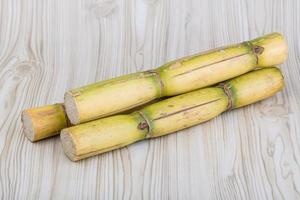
[{"x1": 0, "y1": 0, "x2": 299, "y2": 199}]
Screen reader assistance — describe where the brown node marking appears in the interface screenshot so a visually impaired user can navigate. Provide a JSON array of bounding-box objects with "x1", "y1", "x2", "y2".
[
  {"x1": 253, "y1": 45, "x2": 264, "y2": 55},
  {"x1": 136, "y1": 111, "x2": 152, "y2": 138},
  {"x1": 249, "y1": 42, "x2": 264, "y2": 64},
  {"x1": 219, "y1": 82, "x2": 234, "y2": 110},
  {"x1": 146, "y1": 70, "x2": 165, "y2": 97}
]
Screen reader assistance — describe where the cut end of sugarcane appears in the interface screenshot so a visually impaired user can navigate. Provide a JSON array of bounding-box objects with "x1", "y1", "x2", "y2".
[
  {"x1": 60, "y1": 129, "x2": 79, "y2": 161},
  {"x1": 64, "y1": 92, "x2": 80, "y2": 125},
  {"x1": 21, "y1": 104, "x2": 69, "y2": 142},
  {"x1": 21, "y1": 111, "x2": 36, "y2": 142}
]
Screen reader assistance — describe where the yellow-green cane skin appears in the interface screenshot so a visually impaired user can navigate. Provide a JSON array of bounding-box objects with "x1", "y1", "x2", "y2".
[
  {"x1": 66, "y1": 71, "x2": 162, "y2": 124},
  {"x1": 61, "y1": 67, "x2": 284, "y2": 161},
  {"x1": 158, "y1": 32, "x2": 287, "y2": 95},
  {"x1": 65, "y1": 33, "x2": 287, "y2": 124}
]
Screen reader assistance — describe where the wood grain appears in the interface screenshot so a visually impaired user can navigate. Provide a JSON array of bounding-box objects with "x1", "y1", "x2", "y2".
[{"x1": 0, "y1": 0, "x2": 299, "y2": 199}]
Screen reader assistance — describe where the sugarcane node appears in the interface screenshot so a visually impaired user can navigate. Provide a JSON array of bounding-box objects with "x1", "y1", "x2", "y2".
[
  {"x1": 136, "y1": 111, "x2": 152, "y2": 138},
  {"x1": 146, "y1": 70, "x2": 165, "y2": 97},
  {"x1": 253, "y1": 45, "x2": 265, "y2": 55},
  {"x1": 138, "y1": 121, "x2": 149, "y2": 130},
  {"x1": 219, "y1": 82, "x2": 234, "y2": 110}
]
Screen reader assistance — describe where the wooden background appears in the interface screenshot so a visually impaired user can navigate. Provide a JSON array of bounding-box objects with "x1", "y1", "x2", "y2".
[{"x1": 0, "y1": 0, "x2": 299, "y2": 199}]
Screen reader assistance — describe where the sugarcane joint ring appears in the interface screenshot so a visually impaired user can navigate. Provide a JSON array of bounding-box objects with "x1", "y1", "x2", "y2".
[
  {"x1": 136, "y1": 111, "x2": 152, "y2": 138},
  {"x1": 219, "y1": 82, "x2": 234, "y2": 110},
  {"x1": 146, "y1": 70, "x2": 165, "y2": 97}
]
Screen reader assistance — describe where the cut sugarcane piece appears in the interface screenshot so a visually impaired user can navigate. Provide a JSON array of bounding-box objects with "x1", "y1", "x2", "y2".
[
  {"x1": 61, "y1": 67, "x2": 284, "y2": 161},
  {"x1": 22, "y1": 104, "x2": 69, "y2": 142}
]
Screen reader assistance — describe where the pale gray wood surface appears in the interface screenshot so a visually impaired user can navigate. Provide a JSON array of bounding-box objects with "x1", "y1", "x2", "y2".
[{"x1": 0, "y1": 0, "x2": 299, "y2": 199}]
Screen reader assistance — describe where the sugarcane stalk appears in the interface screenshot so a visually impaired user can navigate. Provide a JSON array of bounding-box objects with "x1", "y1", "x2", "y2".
[
  {"x1": 64, "y1": 33, "x2": 287, "y2": 125},
  {"x1": 22, "y1": 104, "x2": 69, "y2": 142},
  {"x1": 61, "y1": 67, "x2": 284, "y2": 161}
]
